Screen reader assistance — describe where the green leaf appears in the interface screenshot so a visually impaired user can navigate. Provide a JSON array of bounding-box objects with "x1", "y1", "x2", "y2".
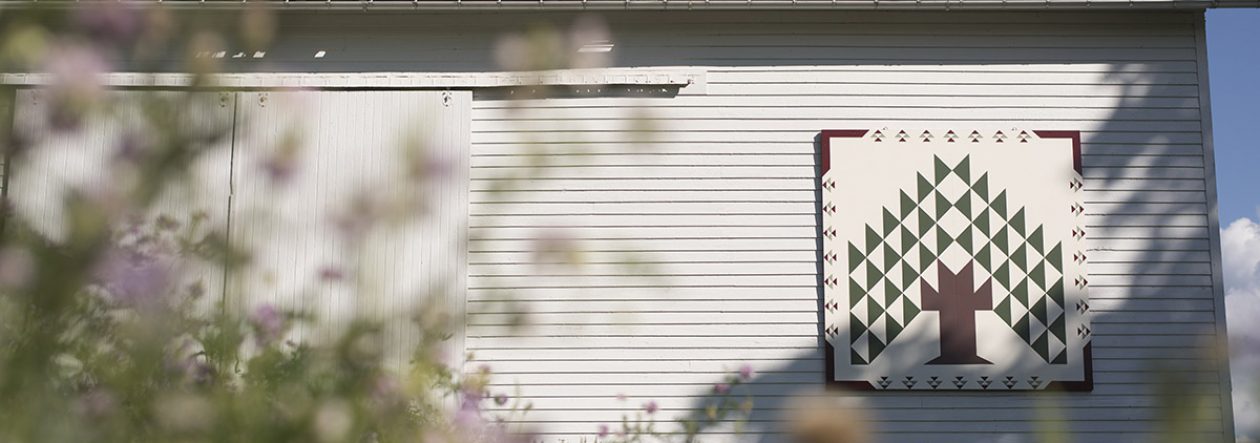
[
  {"x1": 886, "y1": 317, "x2": 903, "y2": 342},
  {"x1": 900, "y1": 226, "x2": 918, "y2": 254},
  {"x1": 976, "y1": 244, "x2": 992, "y2": 271},
  {"x1": 1031, "y1": 295, "x2": 1048, "y2": 325},
  {"x1": 1048, "y1": 243, "x2": 1063, "y2": 272},
  {"x1": 903, "y1": 299, "x2": 921, "y2": 323},
  {"x1": 934, "y1": 156, "x2": 950, "y2": 184},
  {"x1": 865, "y1": 226, "x2": 881, "y2": 254},
  {"x1": 884, "y1": 244, "x2": 901, "y2": 271},
  {"x1": 902, "y1": 262, "x2": 920, "y2": 289},
  {"x1": 953, "y1": 156, "x2": 971, "y2": 182},
  {"x1": 1014, "y1": 314, "x2": 1031, "y2": 343},
  {"x1": 1010, "y1": 209, "x2": 1026, "y2": 237},
  {"x1": 883, "y1": 208, "x2": 900, "y2": 236},
  {"x1": 956, "y1": 228, "x2": 973, "y2": 254},
  {"x1": 900, "y1": 191, "x2": 917, "y2": 219},
  {"x1": 1028, "y1": 226, "x2": 1044, "y2": 254},
  {"x1": 848, "y1": 243, "x2": 866, "y2": 273},
  {"x1": 972, "y1": 173, "x2": 989, "y2": 201},
  {"x1": 954, "y1": 191, "x2": 972, "y2": 218},
  {"x1": 917, "y1": 174, "x2": 933, "y2": 202},
  {"x1": 850, "y1": 313, "x2": 868, "y2": 341},
  {"x1": 918, "y1": 209, "x2": 935, "y2": 236},
  {"x1": 868, "y1": 335, "x2": 886, "y2": 361},
  {"x1": 995, "y1": 296, "x2": 1012, "y2": 324},
  {"x1": 992, "y1": 191, "x2": 1007, "y2": 218},
  {"x1": 850, "y1": 277, "x2": 866, "y2": 307},
  {"x1": 935, "y1": 192, "x2": 952, "y2": 218},
  {"x1": 850, "y1": 348, "x2": 868, "y2": 365},
  {"x1": 1032, "y1": 332, "x2": 1050, "y2": 361}
]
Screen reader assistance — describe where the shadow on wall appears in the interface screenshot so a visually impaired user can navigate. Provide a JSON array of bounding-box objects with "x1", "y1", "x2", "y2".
[
  {"x1": 201, "y1": 10, "x2": 1232, "y2": 443},
  {"x1": 712, "y1": 59, "x2": 1229, "y2": 443}
]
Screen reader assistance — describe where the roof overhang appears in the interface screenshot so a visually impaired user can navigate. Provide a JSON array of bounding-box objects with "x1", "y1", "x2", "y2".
[{"x1": 0, "y1": 0, "x2": 1255, "y2": 9}]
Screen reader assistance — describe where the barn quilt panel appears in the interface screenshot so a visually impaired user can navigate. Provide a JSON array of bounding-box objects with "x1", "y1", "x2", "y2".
[{"x1": 821, "y1": 129, "x2": 1092, "y2": 391}]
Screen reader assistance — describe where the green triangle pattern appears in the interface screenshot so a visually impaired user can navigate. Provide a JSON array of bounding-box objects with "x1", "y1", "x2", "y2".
[{"x1": 841, "y1": 154, "x2": 1075, "y2": 365}]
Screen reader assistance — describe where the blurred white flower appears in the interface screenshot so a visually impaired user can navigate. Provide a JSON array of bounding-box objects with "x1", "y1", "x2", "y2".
[
  {"x1": 569, "y1": 15, "x2": 612, "y2": 69},
  {"x1": 313, "y1": 400, "x2": 354, "y2": 443},
  {"x1": 154, "y1": 393, "x2": 215, "y2": 432}
]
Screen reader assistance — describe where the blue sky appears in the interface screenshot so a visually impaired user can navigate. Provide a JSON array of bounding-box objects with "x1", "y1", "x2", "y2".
[
  {"x1": 1208, "y1": 10, "x2": 1260, "y2": 441},
  {"x1": 1207, "y1": 10, "x2": 1260, "y2": 224}
]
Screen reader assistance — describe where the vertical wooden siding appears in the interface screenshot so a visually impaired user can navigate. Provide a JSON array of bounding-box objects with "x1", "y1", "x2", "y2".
[
  {"x1": 228, "y1": 90, "x2": 471, "y2": 363},
  {"x1": 5, "y1": 90, "x2": 472, "y2": 370},
  {"x1": 458, "y1": 11, "x2": 1231, "y2": 443}
]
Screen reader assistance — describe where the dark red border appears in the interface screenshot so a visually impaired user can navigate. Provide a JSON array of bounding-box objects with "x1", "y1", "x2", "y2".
[
  {"x1": 818, "y1": 129, "x2": 1092, "y2": 392},
  {"x1": 818, "y1": 130, "x2": 869, "y2": 177},
  {"x1": 1033, "y1": 130, "x2": 1092, "y2": 392},
  {"x1": 1032, "y1": 130, "x2": 1083, "y2": 175}
]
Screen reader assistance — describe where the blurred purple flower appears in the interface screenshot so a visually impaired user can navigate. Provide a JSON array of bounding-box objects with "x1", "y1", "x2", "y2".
[
  {"x1": 332, "y1": 192, "x2": 380, "y2": 244},
  {"x1": 642, "y1": 401, "x2": 658, "y2": 414},
  {"x1": 261, "y1": 154, "x2": 296, "y2": 184},
  {"x1": 407, "y1": 139, "x2": 456, "y2": 183},
  {"x1": 713, "y1": 383, "x2": 731, "y2": 395},
  {"x1": 113, "y1": 130, "x2": 155, "y2": 165},
  {"x1": 739, "y1": 363, "x2": 754, "y2": 381},
  {"x1": 531, "y1": 228, "x2": 580, "y2": 265},
  {"x1": 249, "y1": 304, "x2": 286, "y2": 346},
  {"x1": 597, "y1": 424, "x2": 610, "y2": 438},
  {"x1": 93, "y1": 247, "x2": 173, "y2": 308},
  {"x1": 43, "y1": 43, "x2": 109, "y2": 131},
  {"x1": 74, "y1": 388, "x2": 117, "y2": 420},
  {"x1": 0, "y1": 247, "x2": 35, "y2": 289},
  {"x1": 75, "y1": 2, "x2": 142, "y2": 43},
  {"x1": 188, "y1": 359, "x2": 215, "y2": 386},
  {"x1": 455, "y1": 388, "x2": 484, "y2": 428},
  {"x1": 494, "y1": 393, "x2": 509, "y2": 406},
  {"x1": 318, "y1": 265, "x2": 345, "y2": 282},
  {"x1": 615, "y1": 392, "x2": 627, "y2": 401},
  {"x1": 371, "y1": 375, "x2": 404, "y2": 408}
]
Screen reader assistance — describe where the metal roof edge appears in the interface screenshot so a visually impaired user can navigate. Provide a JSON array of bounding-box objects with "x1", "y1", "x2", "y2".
[{"x1": 0, "y1": 0, "x2": 1255, "y2": 9}]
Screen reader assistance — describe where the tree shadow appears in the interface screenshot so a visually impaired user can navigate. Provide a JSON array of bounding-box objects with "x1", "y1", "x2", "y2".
[{"x1": 95, "y1": 8, "x2": 1232, "y2": 443}]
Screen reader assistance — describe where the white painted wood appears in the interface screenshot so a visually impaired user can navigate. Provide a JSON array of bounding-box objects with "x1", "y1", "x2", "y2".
[
  {"x1": 226, "y1": 90, "x2": 470, "y2": 367},
  {"x1": 0, "y1": 8, "x2": 1231, "y2": 443},
  {"x1": 6, "y1": 90, "x2": 235, "y2": 302},
  {"x1": 454, "y1": 10, "x2": 1231, "y2": 442},
  {"x1": 1194, "y1": 17, "x2": 1238, "y2": 441}
]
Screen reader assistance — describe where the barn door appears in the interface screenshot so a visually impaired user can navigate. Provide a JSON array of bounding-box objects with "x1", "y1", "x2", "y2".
[
  {"x1": 228, "y1": 90, "x2": 471, "y2": 364},
  {"x1": 4, "y1": 89, "x2": 471, "y2": 366},
  {"x1": 6, "y1": 89, "x2": 236, "y2": 299}
]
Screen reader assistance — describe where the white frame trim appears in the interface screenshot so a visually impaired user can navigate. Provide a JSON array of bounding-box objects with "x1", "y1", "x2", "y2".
[
  {"x1": 1194, "y1": 12, "x2": 1236, "y2": 441},
  {"x1": 0, "y1": 68, "x2": 704, "y2": 91}
]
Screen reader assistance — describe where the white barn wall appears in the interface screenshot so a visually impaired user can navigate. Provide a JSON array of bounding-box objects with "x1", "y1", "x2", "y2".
[
  {"x1": 227, "y1": 90, "x2": 471, "y2": 363},
  {"x1": 420, "y1": 10, "x2": 1227, "y2": 443},
  {"x1": 0, "y1": 8, "x2": 1230, "y2": 443}
]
